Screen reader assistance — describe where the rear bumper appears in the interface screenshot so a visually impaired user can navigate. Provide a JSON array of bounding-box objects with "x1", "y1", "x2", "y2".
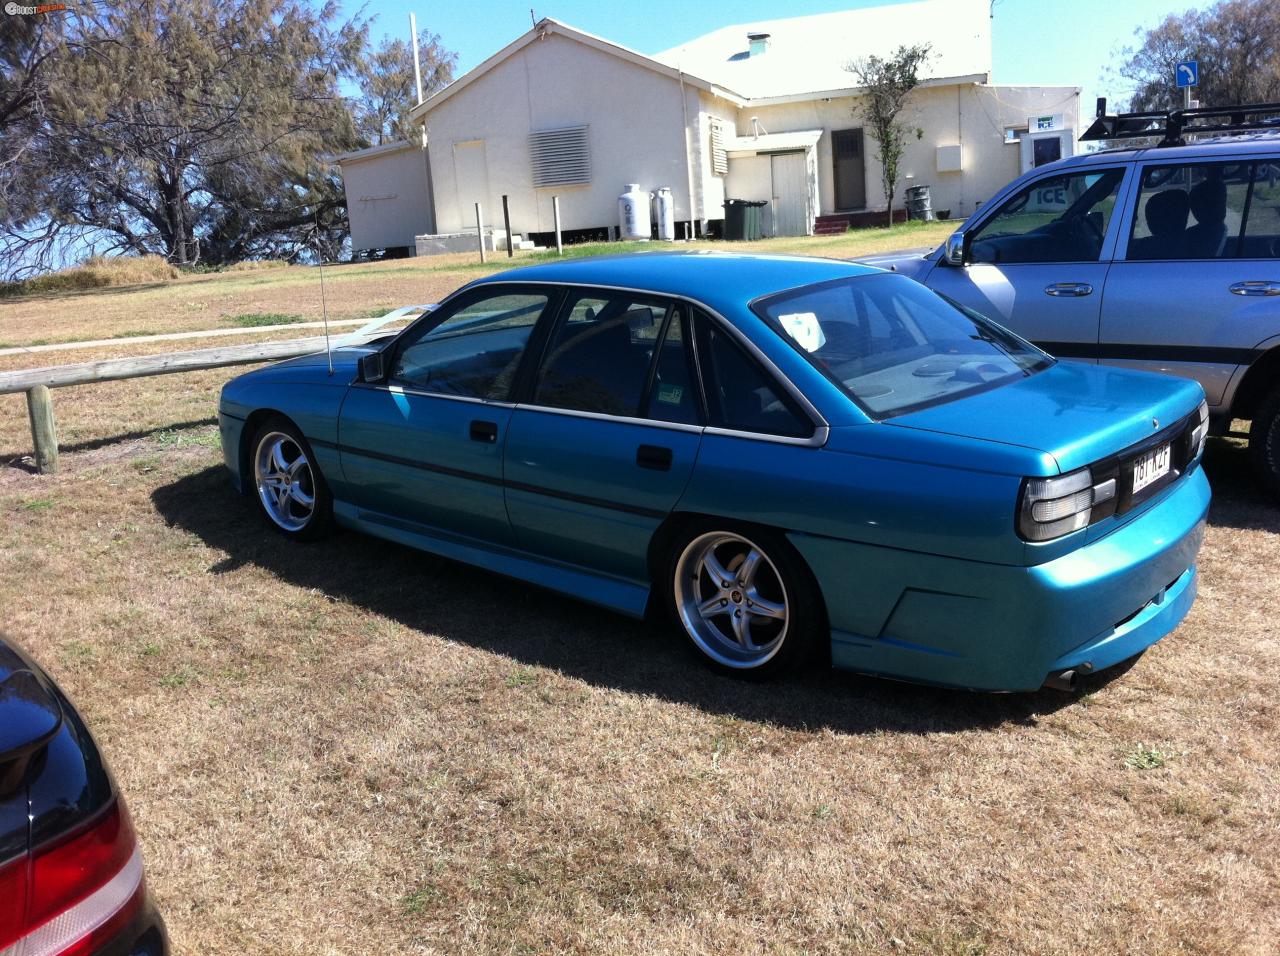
[
  {"x1": 793, "y1": 466, "x2": 1209, "y2": 691},
  {"x1": 94, "y1": 890, "x2": 168, "y2": 956}
]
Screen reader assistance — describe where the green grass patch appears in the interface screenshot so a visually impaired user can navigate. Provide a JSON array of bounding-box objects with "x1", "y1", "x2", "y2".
[
  {"x1": 228, "y1": 312, "x2": 308, "y2": 327},
  {"x1": 1125, "y1": 743, "x2": 1175, "y2": 770},
  {"x1": 18, "y1": 498, "x2": 56, "y2": 511},
  {"x1": 155, "y1": 427, "x2": 220, "y2": 449}
]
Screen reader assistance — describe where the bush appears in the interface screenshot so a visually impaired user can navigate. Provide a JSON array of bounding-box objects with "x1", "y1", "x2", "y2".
[{"x1": 0, "y1": 255, "x2": 180, "y2": 297}]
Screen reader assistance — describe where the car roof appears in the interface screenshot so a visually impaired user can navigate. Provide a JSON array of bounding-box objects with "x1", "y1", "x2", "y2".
[
  {"x1": 472, "y1": 251, "x2": 881, "y2": 308},
  {"x1": 1050, "y1": 132, "x2": 1280, "y2": 168}
]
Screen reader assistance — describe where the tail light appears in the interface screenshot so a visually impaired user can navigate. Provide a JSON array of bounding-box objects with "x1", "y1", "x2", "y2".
[{"x1": 0, "y1": 797, "x2": 145, "y2": 956}]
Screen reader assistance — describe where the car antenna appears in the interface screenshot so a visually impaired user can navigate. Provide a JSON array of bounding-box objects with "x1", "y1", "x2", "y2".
[{"x1": 314, "y1": 209, "x2": 334, "y2": 376}]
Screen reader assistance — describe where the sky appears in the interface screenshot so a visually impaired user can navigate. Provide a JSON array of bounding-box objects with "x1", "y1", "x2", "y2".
[{"x1": 344, "y1": 0, "x2": 1203, "y2": 114}]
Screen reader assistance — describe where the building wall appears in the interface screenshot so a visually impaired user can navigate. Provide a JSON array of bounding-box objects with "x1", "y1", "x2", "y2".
[
  {"x1": 341, "y1": 146, "x2": 434, "y2": 252},
  {"x1": 741, "y1": 84, "x2": 1079, "y2": 221},
  {"x1": 423, "y1": 32, "x2": 700, "y2": 237},
  {"x1": 697, "y1": 92, "x2": 740, "y2": 226}
]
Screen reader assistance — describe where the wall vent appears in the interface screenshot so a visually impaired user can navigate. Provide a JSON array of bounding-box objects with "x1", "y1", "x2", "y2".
[{"x1": 530, "y1": 125, "x2": 591, "y2": 188}]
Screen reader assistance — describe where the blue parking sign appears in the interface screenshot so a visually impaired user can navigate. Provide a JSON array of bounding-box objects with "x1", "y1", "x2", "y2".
[{"x1": 1176, "y1": 60, "x2": 1199, "y2": 88}]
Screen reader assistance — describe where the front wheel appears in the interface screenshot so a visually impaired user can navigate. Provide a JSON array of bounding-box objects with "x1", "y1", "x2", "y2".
[
  {"x1": 665, "y1": 523, "x2": 824, "y2": 679},
  {"x1": 1249, "y1": 385, "x2": 1280, "y2": 502},
  {"x1": 250, "y1": 418, "x2": 334, "y2": 540}
]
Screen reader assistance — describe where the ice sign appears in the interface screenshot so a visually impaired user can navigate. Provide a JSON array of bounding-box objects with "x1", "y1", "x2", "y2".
[{"x1": 778, "y1": 312, "x2": 826, "y2": 353}]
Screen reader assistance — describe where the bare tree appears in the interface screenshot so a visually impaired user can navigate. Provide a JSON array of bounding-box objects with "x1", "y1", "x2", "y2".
[{"x1": 846, "y1": 44, "x2": 932, "y2": 228}]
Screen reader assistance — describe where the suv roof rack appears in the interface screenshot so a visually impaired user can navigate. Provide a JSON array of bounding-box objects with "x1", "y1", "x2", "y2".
[{"x1": 1080, "y1": 97, "x2": 1280, "y2": 147}]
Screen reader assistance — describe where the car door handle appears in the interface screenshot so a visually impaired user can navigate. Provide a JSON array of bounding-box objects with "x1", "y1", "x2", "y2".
[
  {"x1": 636, "y1": 444, "x2": 673, "y2": 471},
  {"x1": 1044, "y1": 282, "x2": 1093, "y2": 297},
  {"x1": 469, "y1": 420, "x2": 498, "y2": 443},
  {"x1": 1229, "y1": 281, "x2": 1280, "y2": 297}
]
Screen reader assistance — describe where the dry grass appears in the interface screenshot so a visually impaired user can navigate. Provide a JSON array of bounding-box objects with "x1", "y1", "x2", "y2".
[
  {"x1": 0, "y1": 255, "x2": 180, "y2": 298},
  {"x1": 0, "y1": 223, "x2": 1275, "y2": 955}
]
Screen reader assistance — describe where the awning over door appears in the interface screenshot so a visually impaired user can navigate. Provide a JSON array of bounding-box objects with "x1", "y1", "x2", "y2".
[{"x1": 724, "y1": 130, "x2": 823, "y2": 237}]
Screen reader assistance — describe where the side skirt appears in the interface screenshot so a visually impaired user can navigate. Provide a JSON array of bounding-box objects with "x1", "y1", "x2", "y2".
[{"x1": 332, "y1": 500, "x2": 652, "y2": 619}]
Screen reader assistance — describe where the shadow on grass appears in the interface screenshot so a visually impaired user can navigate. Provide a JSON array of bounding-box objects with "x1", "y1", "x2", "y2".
[
  {"x1": 150, "y1": 466, "x2": 1118, "y2": 737},
  {"x1": 1200, "y1": 437, "x2": 1280, "y2": 534}
]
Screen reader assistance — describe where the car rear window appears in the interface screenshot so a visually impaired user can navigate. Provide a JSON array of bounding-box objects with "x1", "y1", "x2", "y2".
[{"x1": 752, "y1": 272, "x2": 1052, "y2": 418}]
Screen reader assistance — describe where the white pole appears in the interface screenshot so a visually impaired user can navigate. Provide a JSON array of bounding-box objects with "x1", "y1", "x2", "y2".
[
  {"x1": 553, "y1": 196, "x2": 563, "y2": 255},
  {"x1": 410, "y1": 13, "x2": 424, "y2": 105},
  {"x1": 475, "y1": 202, "x2": 486, "y2": 263}
]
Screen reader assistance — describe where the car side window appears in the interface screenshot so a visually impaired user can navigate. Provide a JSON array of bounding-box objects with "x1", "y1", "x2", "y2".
[
  {"x1": 389, "y1": 292, "x2": 549, "y2": 400},
  {"x1": 1241, "y1": 161, "x2": 1280, "y2": 259},
  {"x1": 533, "y1": 292, "x2": 668, "y2": 416},
  {"x1": 1127, "y1": 162, "x2": 1252, "y2": 261},
  {"x1": 699, "y1": 318, "x2": 813, "y2": 438},
  {"x1": 642, "y1": 306, "x2": 702, "y2": 426},
  {"x1": 968, "y1": 168, "x2": 1125, "y2": 264}
]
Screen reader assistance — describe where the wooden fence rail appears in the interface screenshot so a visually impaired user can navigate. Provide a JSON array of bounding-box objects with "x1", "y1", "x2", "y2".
[{"x1": 2, "y1": 305, "x2": 429, "y2": 475}]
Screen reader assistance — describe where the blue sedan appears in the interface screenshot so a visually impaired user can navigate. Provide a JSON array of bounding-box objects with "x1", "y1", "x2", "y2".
[{"x1": 218, "y1": 253, "x2": 1210, "y2": 691}]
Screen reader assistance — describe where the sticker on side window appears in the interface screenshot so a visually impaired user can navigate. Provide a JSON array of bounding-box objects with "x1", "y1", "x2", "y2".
[
  {"x1": 778, "y1": 312, "x2": 826, "y2": 353},
  {"x1": 657, "y1": 383, "x2": 684, "y2": 405}
]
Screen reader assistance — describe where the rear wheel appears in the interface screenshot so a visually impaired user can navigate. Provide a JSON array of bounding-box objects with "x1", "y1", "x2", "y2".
[
  {"x1": 250, "y1": 418, "x2": 334, "y2": 540},
  {"x1": 1248, "y1": 384, "x2": 1280, "y2": 501},
  {"x1": 666, "y1": 522, "x2": 823, "y2": 678}
]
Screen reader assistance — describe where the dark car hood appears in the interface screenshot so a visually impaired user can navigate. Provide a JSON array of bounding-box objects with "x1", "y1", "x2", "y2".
[{"x1": 888, "y1": 360, "x2": 1205, "y2": 474}]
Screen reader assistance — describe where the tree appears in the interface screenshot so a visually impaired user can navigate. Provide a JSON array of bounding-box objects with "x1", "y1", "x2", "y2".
[
  {"x1": 0, "y1": 0, "x2": 370, "y2": 276},
  {"x1": 1116, "y1": 0, "x2": 1280, "y2": 111},
  {"x1": 354, "y1": 31, "x2": 455, "y2": 147},
  {"x1": 845, "y1": 44, "x2": 932, "y2": 228}
]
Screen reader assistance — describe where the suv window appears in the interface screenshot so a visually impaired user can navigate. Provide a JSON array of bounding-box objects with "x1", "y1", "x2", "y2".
[
  {"x1": 699, "y1": 319, "x2": 814, "y2": 438},
  {"x1": 391, "y1": 291, "x2": 549, "y2": 400},
  {"x1": 533, "y1": 293, "x2": 668, "y2": 416},
  {"x1": 1127, "y1": 162, "x2": 1252, "y2": 261},
  {"x1": 1241, "y1": 160, "x2": 1280, "y2": 259},
  {"x1": 969, "y1": 168, "x2": 1125, "y2": 264}
]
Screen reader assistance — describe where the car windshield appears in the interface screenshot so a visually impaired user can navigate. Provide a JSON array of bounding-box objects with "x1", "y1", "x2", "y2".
[{"x1": 753, "y1": 272, "x2": 1053, "y2": 418}]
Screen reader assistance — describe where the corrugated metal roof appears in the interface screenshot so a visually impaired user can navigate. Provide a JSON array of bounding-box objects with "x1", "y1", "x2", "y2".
[{"x1": 725, "y1": 129, "x2": 824, "y2": 155}]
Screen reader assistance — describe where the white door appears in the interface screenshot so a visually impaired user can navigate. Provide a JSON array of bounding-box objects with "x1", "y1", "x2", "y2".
[
  {"x1": 453, "y1": 140, "x2": 491, "y2": 230},
  {"x1": 770, "y1": 151, "x2": 809, "y2": 237}
]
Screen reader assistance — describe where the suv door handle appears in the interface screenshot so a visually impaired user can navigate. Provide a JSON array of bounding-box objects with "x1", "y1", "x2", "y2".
[
  {"x1": 1229, "y1": 281, "x2": 1280, "y2": 297},
  {"x1": 1044, "y1": 282, "x2": 1093, "y2": 297},
  {"x1": 469, "y1": 420, "x2": 498, "y2": 443},
  {"x1": 636, "y1": 444, "x2": 673, "y2": 471}
]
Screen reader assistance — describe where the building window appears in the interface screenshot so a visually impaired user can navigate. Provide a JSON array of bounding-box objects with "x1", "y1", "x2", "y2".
[
  {"x1": 709, "y1": 119, "x2": 728, "y2": 176},
  {"x1": 1004, "y1": 126, "x2": 1027, "y2": 144},
  {"x1": 529, "y1": 125, "x2": 591, "y2": 188}
]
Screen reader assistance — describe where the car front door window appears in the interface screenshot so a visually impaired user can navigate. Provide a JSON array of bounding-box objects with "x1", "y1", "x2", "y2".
[
  {"x1": 969, "y1": 168, "x2": 1125, "y2": 264},
  {"x1": 390, "y1": 292, "x2": 550, "y2": 400}
]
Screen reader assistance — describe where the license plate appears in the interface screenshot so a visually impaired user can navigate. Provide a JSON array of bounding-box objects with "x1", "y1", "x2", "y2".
[{"x1": 1131, "y1": 442, "x2": 1172, "y2": 495}]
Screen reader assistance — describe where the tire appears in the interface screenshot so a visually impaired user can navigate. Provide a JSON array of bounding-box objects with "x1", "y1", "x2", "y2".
[
  {"x1": 1248, "y1": 384, "x2": 1280, "y2": 502},
  {"x1": 248, "y1": 417, "x2": 334, "y2": 540},
  {"x1": 663, "y1": 520, "x2": 825, "y2": 679}
]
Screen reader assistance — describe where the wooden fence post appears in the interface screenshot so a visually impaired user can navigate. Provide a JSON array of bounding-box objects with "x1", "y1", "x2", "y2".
[
  {"x1": 26, "y1": 385, "x2": 58, "y2": 474},
  {"x1": 474, "y1": 202, "x2": 486, "y2": 263}
]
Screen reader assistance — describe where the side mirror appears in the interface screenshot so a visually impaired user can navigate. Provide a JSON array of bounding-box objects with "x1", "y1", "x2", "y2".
[
  {"x1": 357, "y1": 352, "x2": 385, "y2": 383},
  {"x1": 944, "y1": 231, "x2": 967, "y2": 266}
]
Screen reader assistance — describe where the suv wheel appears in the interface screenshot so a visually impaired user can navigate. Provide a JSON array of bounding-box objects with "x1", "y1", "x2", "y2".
[{"x1": 1249, "y1": 385, "x2": 1280, "y2": 501}]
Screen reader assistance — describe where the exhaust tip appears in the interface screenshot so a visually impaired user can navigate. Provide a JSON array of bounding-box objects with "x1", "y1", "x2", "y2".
[{"x1": 1043, "y1": 669, "x2": 1078, "y2": 692}]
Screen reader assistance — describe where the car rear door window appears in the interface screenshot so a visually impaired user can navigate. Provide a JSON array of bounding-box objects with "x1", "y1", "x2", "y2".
[
  {"x1": 1127, "y1": 162, "x2": 1252, "y2": 260},
  {"x1": 1241, "y1": 160, "x2": 1280, "y2": 258},
  {"x1": 533, "y1": 293, "x2": 669, "y2": 417},
  {"x1": 968, "y1": 168, "x2": 1125, "y2": 264},
  {"x1": 390, "y1": 291, "x2": 549, "y2": 400},
  {"x1": 698, "y1": 319, "x2": 813, "y2": 438},
  {"x1": 641, "y1": 305, "x2": 701, "y2": 426}
]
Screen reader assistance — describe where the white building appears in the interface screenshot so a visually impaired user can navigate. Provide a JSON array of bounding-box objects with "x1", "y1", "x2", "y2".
[{"x1": 338, "y1": 0, "x2": 1080, "y2": 255}]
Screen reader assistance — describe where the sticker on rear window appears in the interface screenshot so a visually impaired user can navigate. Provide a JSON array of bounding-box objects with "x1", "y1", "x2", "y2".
[
  {"x1": 657, "y1": 383, "x2": 684, "y2": 405},
  {"x1": 778, "y1": 312, "x2": 826, "y2": 353}
]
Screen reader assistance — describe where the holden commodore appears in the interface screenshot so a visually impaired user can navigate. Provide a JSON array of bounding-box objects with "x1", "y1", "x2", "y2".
[{"x1": 217, "y1": 253, "x2": 1209, "y2": 691}]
